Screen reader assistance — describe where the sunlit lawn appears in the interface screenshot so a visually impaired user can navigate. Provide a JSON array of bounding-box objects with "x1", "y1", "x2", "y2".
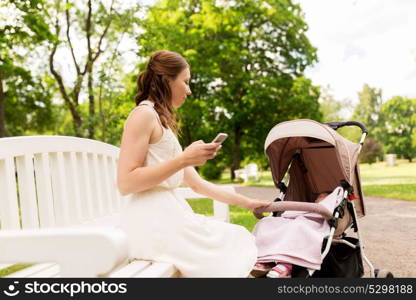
[{"x1": 359, "y1": 160, "x2": 416, "y2": 201}]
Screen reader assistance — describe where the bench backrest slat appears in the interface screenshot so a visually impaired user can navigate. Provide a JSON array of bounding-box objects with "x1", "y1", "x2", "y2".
[
  {"x1": 102, "y1": 156, "x2": 113, "y2": 213},
  {"x1": 110, "y1": 158, "x2": 121, "y2": 211},
  {"x1": 80, "y1": 152, "x2": 94, "y2": 220},
  {"x1": 49, "y1": 152, "x2": 70, "y2": 226},
  {"x1": 0, "y1": 157, "x2": 21, "y2": 229},
  {"x1": 15, "y1": 155, "x2": 40, "y2": 229},
  {"x1": 33, "y1": 153, "x2": 56, "y2": 228},
  {"x1": 92, "y1": 153, "x2": 105, "y2": 216},
  {"x1": 69, "y1": 152, "x2": 83, "y2": 223}
]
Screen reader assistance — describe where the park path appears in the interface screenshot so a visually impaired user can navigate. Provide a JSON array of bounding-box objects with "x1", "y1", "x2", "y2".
[{"x1": 234, "y1": 186, "x2": 416, "y2": 278}]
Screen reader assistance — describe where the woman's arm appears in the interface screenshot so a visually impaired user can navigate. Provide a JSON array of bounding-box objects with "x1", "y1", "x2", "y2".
[
  {"x1": 117, "y1": 108, "x2": 184, "y2": 195},
  {"x1": 183, "y1": 166, "x2": 271, "y2": 209},
  {"x1": 117, "y1": 108, "x2": 220, "y2": 195}
]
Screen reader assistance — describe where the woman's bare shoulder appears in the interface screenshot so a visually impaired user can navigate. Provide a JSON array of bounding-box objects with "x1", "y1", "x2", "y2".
[{"x1": 124, "y1": 105, "x2": 156, "y2": 134}]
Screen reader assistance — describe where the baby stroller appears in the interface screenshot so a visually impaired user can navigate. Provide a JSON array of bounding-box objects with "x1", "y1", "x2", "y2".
[{"x1": 253, "y1": 119, "x2": 393, "y2": 278}]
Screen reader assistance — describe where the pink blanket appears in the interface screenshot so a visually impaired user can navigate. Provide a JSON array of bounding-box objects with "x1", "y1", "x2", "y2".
[{"x1": 253, "y1": 187, "x2": 343, "y2": 270}]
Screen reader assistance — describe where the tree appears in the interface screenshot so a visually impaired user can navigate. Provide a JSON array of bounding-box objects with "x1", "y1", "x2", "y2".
[
  {"x1": 46, "y1": 0, "x2": 139, "y2": 138},
  {"x1": 359, "y1": 137, "x2": 382, "y2": 165},
  {"x1": 319, "y1": 85, "x2": 353, "y2": 122},
  {"x1": 0, "y1": 0, "x2": 55, "y2": 137},
  {"x1": 3, "y1": 65, "x2": 56, "y2": 136},
  {"x1": 137, "y1": 0, "x2": 321, "y2": 178},
  {"x1": 380, "y1": 96, "x2": 416, "y2": 162},
  {"x1": 352, "y1": 84, "x2": 383, "y2": 139}
]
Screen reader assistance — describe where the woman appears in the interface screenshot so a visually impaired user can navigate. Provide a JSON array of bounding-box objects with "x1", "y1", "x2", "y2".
[{"x1": 117, "y1": 50, "x2": 270, "y2": 277}]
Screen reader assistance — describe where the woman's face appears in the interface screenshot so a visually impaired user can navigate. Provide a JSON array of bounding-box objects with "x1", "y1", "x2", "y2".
[{"x1": 169, "y1": 67, "x2": 192, "y2": 108}]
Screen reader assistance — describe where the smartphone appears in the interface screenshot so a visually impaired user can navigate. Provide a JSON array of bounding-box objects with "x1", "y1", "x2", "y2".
[{"x1": 211, "y1": 133, "x2": 228, "y2": 144}]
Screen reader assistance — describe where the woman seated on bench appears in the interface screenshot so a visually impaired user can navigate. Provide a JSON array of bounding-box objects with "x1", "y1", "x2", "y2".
[{"x1": 117, "y1": 50, "x2": 270, "y2": 278}]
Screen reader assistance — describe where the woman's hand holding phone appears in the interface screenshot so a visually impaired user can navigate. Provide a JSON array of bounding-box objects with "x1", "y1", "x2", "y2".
[
  {"x1": 180, "y1": 140, "x2": 220, "y2": 167},
  {"x1": 180, "y1": 133, "x2": 227, "y2": 167}
]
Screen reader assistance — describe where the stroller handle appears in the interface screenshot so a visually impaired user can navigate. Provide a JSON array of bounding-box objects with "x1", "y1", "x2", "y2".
[
  {"x1": 253, "y1": 201, "x2": 333, "y2": 220},
  {"x1": 325, "y1": 121, "x2": 368, "y2": 134}
]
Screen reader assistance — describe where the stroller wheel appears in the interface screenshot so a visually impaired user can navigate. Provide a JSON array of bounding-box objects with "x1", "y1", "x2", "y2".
[{"x1": 374, "y1": 269, "x2": 394, "y2": 278}]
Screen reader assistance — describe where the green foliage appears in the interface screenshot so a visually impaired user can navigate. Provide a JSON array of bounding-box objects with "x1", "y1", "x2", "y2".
[
  {"x1": 285, "y1": 76, "x2": 322, "y2": 120},
  {"x1": 2, "y1": 0, "x2": 321, "y2": 159},
  {"x1": 20, "y1": 0, "x2": 142, "y2": 139},
  {"x1": 200, "y1": 160, "x2": 225, "y2": 180},
  {"x1": 0, "y1": 0, "x2": 55, "y2": 137},
  {"x1": 380, "y1": 96, "x2": 416, "y2": 162},
  {"x1": 352, "y1": 84, "x2": 383, "y2": 140},
  {"x1": 359, "y1": 137, "x2": 383, "y2": 164},
  {"x1": 137, "y1": 0, "x2": 321, "y2": 172},
  {"x1": 1, "y1": 0, "x2": 54, "y2": 46},
  {"x1": 3, "y1": 67, "x2": 56, "y2": 135}
]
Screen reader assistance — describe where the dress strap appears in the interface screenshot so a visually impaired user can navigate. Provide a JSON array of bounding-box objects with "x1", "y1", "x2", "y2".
[
  {"x1": 137, "y1": 100, "x2": 164, "y2": 130},
  {"x1": 138, "y1": 100, "x2": 155, "y2": 108}
]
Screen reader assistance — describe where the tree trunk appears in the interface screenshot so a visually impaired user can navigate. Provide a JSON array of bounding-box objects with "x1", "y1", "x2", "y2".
[
  {"x1": 0, "y1": 69, "x2": 5, "y2": 137},
  {"x1": 67, "y1": 103, "x2": 82, "y2": 137},
  {"x1": 98, "y1": 81, "x2": 105, "y2": 142},
  {"x1": 87, "y1": 64, "x2": 95, "y2": 139},
  {"x1": 50, "y1": 53, "x2": 83, "y2": 137},
  {"x1": 183, "y1": 122, "x2": 193, "y2": 146},
  {"x1": 230, "y1": 86, "x2": 246, "y2": 180},
  {"x1": 230, "y1": 124, "x2": 242, "y2": 180}
]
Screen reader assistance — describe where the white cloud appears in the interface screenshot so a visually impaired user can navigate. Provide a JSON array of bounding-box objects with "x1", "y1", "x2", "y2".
[{"x1": 297, "y1": 0, "x2": 416, "y2": 103}]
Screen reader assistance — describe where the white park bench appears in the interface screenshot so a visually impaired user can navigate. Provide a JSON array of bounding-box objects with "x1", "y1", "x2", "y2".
[
  {"x1": 0, "y1": 136, "x2": 231, "y2": 278},
  {"x1": 234, "y1": 163, "x2": 260, "y2": 183}
]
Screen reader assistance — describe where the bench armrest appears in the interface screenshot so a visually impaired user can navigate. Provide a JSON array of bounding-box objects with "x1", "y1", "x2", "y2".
[{"x1": 0, "y1": 227, "x2": 128, "y2": 277}]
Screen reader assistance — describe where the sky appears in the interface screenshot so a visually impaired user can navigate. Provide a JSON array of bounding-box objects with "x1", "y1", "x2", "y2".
[{"x1": 296, "y1": 0, "x2": 416, "y2": 104}]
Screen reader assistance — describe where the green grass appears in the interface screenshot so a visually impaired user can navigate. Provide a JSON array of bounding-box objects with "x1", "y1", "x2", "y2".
[
  {"x1": 187, "y1": 198, "x2": 214, "y2": 216},
  {"x1": 362, "y1": 184, "x2": 416, "y2": 201},
  {"x1": 359, "y1": 161, "x2": 416, "y2": 184},
  {"x1": 359, "y1": 160, "x2": 416, "y2": 201}
]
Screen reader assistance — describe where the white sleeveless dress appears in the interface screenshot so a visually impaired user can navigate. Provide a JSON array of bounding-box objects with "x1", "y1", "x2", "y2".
[{"x1": 118, "y1": 100, "x2": 257, "y2": 277}]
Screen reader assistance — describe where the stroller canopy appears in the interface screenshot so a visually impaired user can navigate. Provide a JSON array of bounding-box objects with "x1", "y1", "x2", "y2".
[{"x1": 265, "y1": 119, "x2": 365, "y2": 217}]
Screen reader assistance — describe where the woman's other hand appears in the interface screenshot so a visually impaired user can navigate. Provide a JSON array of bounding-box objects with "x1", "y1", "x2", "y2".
[
  {"x1": 180, "y1": 140, "x2": 222, "y2": 167},
  {"x1": 242, "y1": 198, "x2": 272, "y2": 210}
]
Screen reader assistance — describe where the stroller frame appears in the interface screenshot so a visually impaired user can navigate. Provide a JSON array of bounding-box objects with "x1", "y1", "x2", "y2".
[
  {"x1": 317, "y1": 189, "x2": 374, "y2": 277},
  {"x1": 255, "y1": 120, "x2": 392, "y2": 278}
]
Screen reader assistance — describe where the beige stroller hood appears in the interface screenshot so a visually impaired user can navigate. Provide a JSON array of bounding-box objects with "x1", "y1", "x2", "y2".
[{"x1": 265, "y1": 119, "x2": 365, "y2": 217}]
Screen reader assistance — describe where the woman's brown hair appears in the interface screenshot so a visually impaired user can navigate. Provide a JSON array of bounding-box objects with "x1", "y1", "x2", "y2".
[{"x1": 135, "y1": 50, "x2": 189, "y2": 134}]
